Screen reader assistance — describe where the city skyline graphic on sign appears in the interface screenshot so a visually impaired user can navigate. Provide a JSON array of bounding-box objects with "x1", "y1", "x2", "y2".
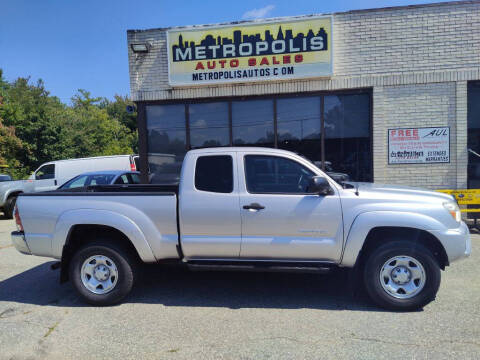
[{"x1": 172, "y1": 26, "x2": 328, "y2": 62}]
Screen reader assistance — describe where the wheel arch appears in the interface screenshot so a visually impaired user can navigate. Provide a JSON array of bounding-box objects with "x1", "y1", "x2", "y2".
[
  {"x1": 355, "y1": 226, "x2": 448, "y2": 271},
  {"x1": 7, "y1": 190, "x2": 23, "y2": 199},
  {"x1": 341, "y1": 211, "x2": 449, "y2": 269},
  {"x1": 60, "y1": 224, "x2": 143, "y2": 283},
  {"x1": 54, "y1": 209, "x2": 157, "y2": 282},
  {"x1": 3, "y1": 191, "x2": 23, "y2": 217}
]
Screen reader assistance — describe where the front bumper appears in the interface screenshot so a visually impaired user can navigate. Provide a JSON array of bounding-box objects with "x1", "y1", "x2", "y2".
[
  {"x1": 11, "y1": 231, "x2": 31, "y2": 255},
  {"x1": 429, "y1": 221, "x2": 471, "y2": 264}
]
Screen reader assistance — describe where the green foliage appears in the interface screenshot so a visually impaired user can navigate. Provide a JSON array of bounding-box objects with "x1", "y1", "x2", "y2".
[{"x1": 0, "y1": 70, "x2": 137, "y2": 179}]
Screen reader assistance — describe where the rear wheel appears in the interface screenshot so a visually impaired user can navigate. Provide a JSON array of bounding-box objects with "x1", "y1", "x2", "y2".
[
  {"x1": 69, "y1": 241, "x2": 137, "y2": 305},
  {"x1": 4, "y1": 195, "x2": 17, "y2": 219},
  {"x1": 364, "y1": 241, "x2": 441, "y2": 311}
]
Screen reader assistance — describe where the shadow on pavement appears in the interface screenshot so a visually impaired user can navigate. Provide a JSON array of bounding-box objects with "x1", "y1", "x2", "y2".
[{"x1": 0, "y1": 261, "x2": 382, "y2": 311}]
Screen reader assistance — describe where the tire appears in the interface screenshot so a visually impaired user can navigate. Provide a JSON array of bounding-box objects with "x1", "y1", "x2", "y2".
[
  {"x1": 69, "y1": 241, "x2": 137, "y2": 306},
  {"x1": 363, "y1": 241, "x2": 441, "y2": 311},
  {"x1": 4, "y1": 196, "x2": 17, "y2": 219}
]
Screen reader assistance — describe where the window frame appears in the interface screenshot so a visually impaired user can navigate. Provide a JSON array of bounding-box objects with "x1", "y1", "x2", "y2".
[
  {"x1": 194, "y1": 154, "x2": 234, "y2": 194},
  {"x1": 35, "y1": 164, "x2": 55, "y2": 180},
  {"x1": 243, "y1": 154, "x2": 318, "y2": 195}
]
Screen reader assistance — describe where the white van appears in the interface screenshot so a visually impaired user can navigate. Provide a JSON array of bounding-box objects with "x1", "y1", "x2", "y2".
[{"x1": 27, "y1": 155, "x2": 139, "y2": 192}]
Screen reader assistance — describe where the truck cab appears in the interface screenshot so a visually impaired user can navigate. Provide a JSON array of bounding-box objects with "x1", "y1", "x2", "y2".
[{"x1": 179, "y1": 148, "x2": 344, "y2": 261}]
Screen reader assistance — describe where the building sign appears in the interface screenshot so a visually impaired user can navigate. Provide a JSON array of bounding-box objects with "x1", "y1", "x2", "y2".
[
  {"x1": 388, "y1": 127, "x2": 450, "y2": 164},
  {"x1": 437, "y1": 189, "x2": 480, "y2": 206},
  {"x1": 167, "y1": 16, "x2": 332, "y2": 86}
]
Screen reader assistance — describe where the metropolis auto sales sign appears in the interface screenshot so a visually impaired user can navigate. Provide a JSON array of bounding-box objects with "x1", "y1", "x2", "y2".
[
  {"x1": 167, "y1": 16, "x2": 332, "y2": 85},
  {"x1": 388, "y1": 127, "x2": 450, "y2": 164}
]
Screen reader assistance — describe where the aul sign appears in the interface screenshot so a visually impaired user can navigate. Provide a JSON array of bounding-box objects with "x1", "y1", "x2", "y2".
[
  {"x1": 167, "y1": 16, "x2": 332, "y2": 85},
  {"x1": 388, "y1": 127, "x2": 450, "y2": 164}
]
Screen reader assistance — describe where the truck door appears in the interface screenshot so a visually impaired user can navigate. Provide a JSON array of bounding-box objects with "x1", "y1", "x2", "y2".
[
  {"x1": 179, "y1": 153, "x2": 242, "y2": 259},
  {"x1": 33, "y1": 164, "x2": 57, "y2": 192},
  {"x1": 238, "y1": 153, "x2": 343, "y2": 262}
]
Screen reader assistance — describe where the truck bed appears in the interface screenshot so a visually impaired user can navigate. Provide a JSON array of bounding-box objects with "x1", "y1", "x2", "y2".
[{"x1": 17, "y1": 184, "x2": 180, "y2": 261}]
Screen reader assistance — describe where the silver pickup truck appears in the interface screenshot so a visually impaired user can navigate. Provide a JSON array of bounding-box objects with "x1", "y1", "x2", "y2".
[
  {"x1": 12, "y1": 147, "x2": 471, "y2": 310},
  {"x1": 0, "y1": 179, "x2": 28, "y2": 218}
]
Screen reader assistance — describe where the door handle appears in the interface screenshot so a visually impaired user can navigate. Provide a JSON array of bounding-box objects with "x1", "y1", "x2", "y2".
[{"x1": 243, "y1": 203, "x2": 265, "y2": 210}]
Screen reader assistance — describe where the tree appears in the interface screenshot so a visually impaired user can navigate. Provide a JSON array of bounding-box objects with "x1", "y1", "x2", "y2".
[
  {"x1": 0, "y1": 70, "x2": 25, "y2": 177},
  {"x1": 66, "y1": 89, "x2": 136, "y2": 157},
  {"x1": 100, "y1": 95, "x2": 137, "y2": 132},
  {"x1": 0, "y1": 69, "x2": 138, "y2": 179}
]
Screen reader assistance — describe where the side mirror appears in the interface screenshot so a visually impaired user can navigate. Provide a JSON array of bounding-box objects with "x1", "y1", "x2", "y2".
[{"x1": 308, "y1": 176, "x2": 333, "y2": 196}]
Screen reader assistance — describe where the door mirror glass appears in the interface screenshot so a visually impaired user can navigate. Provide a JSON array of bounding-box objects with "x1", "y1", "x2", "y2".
[{"x1": 308, "y1": 176, "x2": 333, "y2": 195}]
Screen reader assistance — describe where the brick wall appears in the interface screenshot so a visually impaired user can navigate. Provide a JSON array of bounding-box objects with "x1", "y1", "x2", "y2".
[{"x1": 373, "y1": 82, "x2": 458, "y2": 189}]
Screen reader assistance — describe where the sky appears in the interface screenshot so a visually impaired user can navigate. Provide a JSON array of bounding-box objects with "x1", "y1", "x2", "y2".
[{"x1": 1, "y1": 0, "x2": 453, "y2": 103}]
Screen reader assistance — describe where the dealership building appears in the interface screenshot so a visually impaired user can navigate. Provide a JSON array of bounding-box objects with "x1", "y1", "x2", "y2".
[{"x1": 127, "y1": 0, "x2": 480, "y2": 189}]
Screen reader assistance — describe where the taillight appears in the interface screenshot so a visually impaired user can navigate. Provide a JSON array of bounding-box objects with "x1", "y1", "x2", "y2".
[
  {"x1": 14, "y1": 205, "x2": 24, "y2": 232},
  {"x1": 130, "y1": 157, "x2": 137, "y2": 171}
]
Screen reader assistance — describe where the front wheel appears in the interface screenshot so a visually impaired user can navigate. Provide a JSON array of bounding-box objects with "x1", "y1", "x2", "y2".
[
  {"x1": 363, "y1": 241, "x2": 441, "y2": 311},
  {"x1": 69, "y1": 242, "x2": 137, "y2": 305}
]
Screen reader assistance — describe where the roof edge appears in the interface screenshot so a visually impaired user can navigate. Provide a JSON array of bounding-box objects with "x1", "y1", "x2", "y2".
[{"x1": 127, "y1": 0, "x2": 480, "y2": 33}]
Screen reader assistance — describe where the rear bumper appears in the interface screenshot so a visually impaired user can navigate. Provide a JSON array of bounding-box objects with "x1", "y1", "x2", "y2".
[
  {"x1": 429, "y1": 221, "x2": 471, "y2": 264},
  {"x1": 11, "y1": 231, "x2": 31, "y2": 255}
]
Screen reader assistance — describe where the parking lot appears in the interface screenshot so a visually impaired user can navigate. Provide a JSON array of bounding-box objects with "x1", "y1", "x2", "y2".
[{"x1": 0, "y1": 219, "x2": 478, "y2": 360}]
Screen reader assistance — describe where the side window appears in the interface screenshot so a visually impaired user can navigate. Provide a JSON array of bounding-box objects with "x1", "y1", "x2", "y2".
[
  {"x1": 114, "y1": 174, "x2": 129, "y2": 184},
  {"x1": 35, "y1": 164, "x2": 55, "y2": 180},
  {"x1": 195, "y1": 155, "x2": 233, "y2": 193},
  {"x1": 128, "y1": 173, "x2": 141, "y2": 184},
  {"x1": 245, "y1": 155, "x2": 314, "y2": 194},
  {"x1": 62, "y1": 175, "x2": 88, "y2": 189},
  {"x1": 89, "y1": 175, "x2": 115, "y2": 185}
]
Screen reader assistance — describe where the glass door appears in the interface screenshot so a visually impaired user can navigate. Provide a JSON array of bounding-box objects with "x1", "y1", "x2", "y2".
[{"x1": 468, "y1": 82, "x2": 480, "y2": 189}]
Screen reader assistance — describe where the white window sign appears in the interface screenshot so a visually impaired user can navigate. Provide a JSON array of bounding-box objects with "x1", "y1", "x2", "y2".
[{"x1": 388, "y1": 127, "x2": 450, "y2": 164}]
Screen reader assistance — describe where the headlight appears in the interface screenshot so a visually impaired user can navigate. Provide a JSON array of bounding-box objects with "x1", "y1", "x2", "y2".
[{"x1": 443, "y1": 202, "x2": 461, "y2": 223}]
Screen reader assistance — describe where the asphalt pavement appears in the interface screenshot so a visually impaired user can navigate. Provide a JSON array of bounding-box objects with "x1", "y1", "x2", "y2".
[{"x1": 0, "y1": 218, "x2": 479, "y2": 360}]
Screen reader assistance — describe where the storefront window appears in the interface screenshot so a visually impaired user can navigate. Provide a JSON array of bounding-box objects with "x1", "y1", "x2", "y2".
[
  {"x1": 143, "y1": 92, "x2": 372, "y2": 184},
  {"x1": 146, "y1": 104, "x2": 186, "y2": 184},
  {"x1": 232, "y1": 99, "x2": 274, "y2": 146},
  {"x1": 277, "y1": 96, "x2": 321, "y2": 163},
  {"x1": 189, "y1": 102, "x2": 229, "y2": 148},
  {"x1": 468, "y1": 81, "x2": 480, "y2": 189},
  {"x1": 324, "y1": 94, "x2": 371, "y2": 182}
]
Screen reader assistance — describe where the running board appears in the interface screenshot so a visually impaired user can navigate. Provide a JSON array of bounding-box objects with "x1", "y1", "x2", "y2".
[{"x1": 187, "y1": 261, "x2": 334, "y2": 274}]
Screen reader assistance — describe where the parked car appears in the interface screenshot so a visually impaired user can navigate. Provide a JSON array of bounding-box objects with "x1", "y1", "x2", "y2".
[
  {"x1": 1, "y1": 155, "x2": 139, "y2": 219},
  {"x1": 25, "y1": 154, "x2": 139, "y2": 193},
  {"x1": 12, "y1": 147, "x2": 470, "y2": 310},
  {"x1": 59, "y1": 171, "x2": 141, "y2": 189}
]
